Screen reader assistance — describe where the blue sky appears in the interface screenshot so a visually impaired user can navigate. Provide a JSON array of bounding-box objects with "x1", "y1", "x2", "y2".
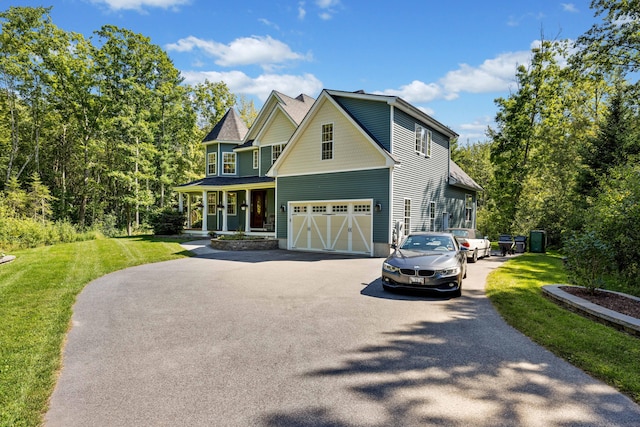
[{"x1": 9, "y1": 0, "x2": 599, "y2": 143}]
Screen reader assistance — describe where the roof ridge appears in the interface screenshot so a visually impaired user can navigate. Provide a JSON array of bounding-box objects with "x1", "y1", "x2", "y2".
[{"x1": 202, "y1": 108, "x2": 248, "y2": 143}]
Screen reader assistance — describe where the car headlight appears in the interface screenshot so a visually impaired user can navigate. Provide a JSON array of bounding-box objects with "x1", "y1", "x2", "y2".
[
  {"x1": 382, "y1": 262, "x2": 401, "y2": 273},
  {"x1": 437, "y1": 266, "x2": 460, "y2": 277}
]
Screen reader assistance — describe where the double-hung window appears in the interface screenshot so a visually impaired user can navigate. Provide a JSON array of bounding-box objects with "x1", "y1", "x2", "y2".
[
  {"x1": 253, "y1": 149, "x2": 259, "y2": 169},
  {"x1": 222, "y1": 152, "x2": 236, "y2": 175},
  {"x1": 404, "y1": 198, "x2": 411, "y2": 236},
  {"x1": 429, "y1": 201, "x2": 436, "y2": 232},
  {"x1": 321, "y1": 123, "x2": 333, "y2": 160},
  {"x1": 465, "y1": 194, "x2": 473, "y2": 223},
  {"x1": 207, "y1": 152, "x2": 217, "y2": 175},
  {"x1": 272, "y1": 143, "x2": 285, "y2": 164},
  {"x1": 415, "y1": 125, "x2": 432, "y2": 157}
]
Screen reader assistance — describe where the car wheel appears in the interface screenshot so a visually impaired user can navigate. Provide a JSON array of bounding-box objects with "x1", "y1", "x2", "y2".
[{"x1": 469, "y1": 249, "x2": 478, "y2": 263}]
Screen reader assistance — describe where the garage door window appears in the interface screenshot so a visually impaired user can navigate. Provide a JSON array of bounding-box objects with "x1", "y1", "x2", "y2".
[{"x1": 312, "y1": 205, "x2": 327, "y2": 213}]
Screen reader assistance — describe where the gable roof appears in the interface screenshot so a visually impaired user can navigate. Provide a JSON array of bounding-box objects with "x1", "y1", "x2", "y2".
[
  {"x1": 202, "y1": 108, "x2": 248, "y2": 143},
  {"x1": 326, "y1": 89, "x2": 458, "y2": 140},
  {"x1": 449, "y1": 160, "x2": 483, "y2": 191},
  {"x1": 267, "y1": 90, "x2": 398, "y2": 177},
  {"x1": 245, "y1": 91, "x2": 315, "y2": 143}
]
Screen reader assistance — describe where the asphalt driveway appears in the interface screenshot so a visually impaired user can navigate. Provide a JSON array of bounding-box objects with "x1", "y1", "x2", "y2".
[{"x1": 46, "y1": 243, "x2": 640, "y2": 426}]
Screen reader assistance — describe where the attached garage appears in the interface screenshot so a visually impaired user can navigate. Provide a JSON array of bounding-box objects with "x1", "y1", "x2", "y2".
[{"x1": 288, "y1": 200, "x2": 373, "y2": 256}]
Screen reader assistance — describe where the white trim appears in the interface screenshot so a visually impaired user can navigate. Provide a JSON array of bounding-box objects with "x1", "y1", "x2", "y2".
[
  {"x1": 207, "y1": 152, "x2": 217, "y2": 176},
  {"x1": 252, "y1": 149, "x2": 259, "y2": 169},
  {"x1": 321, "y1": 122, "x2": 334, "y2": 161},
  {"x1": 222, "y1": 152, "x2": 237, "y2": 175},
  {"x1": 271, "y1": 164, "x2": 391, "y2": 178}
]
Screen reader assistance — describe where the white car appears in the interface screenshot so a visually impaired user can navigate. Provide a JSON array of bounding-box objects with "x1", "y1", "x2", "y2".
[{"x1": 446, "y1": 228, "x2": 491, "y2": 263}]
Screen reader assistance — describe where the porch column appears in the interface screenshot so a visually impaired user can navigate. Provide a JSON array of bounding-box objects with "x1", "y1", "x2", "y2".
[
  {"x1": 187, "y1": 194, "x2": 191, "y2": 228},
  {"x1": 202, "y1": 190, "x2": 208, "y2": 232},
  {"x1": 245, "y1": 188, "x2": 251, "y2": 231},
  {"x1": 178, "y1": 193, "x2": 183, "y2": 213},
  {"x1": 221, "y1": 190, "x2": 228, "y2": 231}
]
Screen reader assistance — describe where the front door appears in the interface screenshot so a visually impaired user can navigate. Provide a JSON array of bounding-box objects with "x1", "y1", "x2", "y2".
[{"x1": 251, "y1": 190, "x2": 266, "y2": 228}]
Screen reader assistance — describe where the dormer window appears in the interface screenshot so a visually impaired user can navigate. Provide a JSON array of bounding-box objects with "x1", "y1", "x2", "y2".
[
  {"x1": 415, "y1": 125, "x2": 432, "y2": 157},
  {"x1": 222, "y1": 152, "x2": 236, "y2": 175},
  {"x1": 321, "y1": 123, "x2": 333, "y2": 160},
  {"x1": 207, "y1": 152, "x2": 217, "y2": 175}
]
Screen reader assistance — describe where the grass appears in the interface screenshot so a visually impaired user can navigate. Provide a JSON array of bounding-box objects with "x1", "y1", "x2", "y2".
[
  {"x1": 486, "y1": 252, "x2": 640, "y2": 403},
  {"x1": 0, "y1": 236, "x2": 192, "y2": 427}
]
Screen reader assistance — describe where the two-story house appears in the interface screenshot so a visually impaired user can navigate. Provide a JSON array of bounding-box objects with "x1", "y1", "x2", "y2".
[{"x1": 175, "y1": 89, "x2": 482, "y2": 257}]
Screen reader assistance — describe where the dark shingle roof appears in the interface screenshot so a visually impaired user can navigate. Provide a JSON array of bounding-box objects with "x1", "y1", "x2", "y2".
[
  {"x1": 202, "y1": 108, "x2": 248, "y2": 143},
  {"x1": 275, "y1": 91, "x2": 315, "y2": 124},
  {"x1": 449, "y1": 161, "x2": 483, "y2": 191},
  {"x1": 176, "y1": 176, "x2": 274, "y2": 188}
]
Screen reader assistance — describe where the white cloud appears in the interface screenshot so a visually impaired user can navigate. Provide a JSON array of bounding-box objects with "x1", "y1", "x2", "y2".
[
  {"x1": 180, "y1": 70, "x2": 323, "y2": 101},
  {"x1": 440, "y1": 50, "x2": 530, "y2": 95},
  {"x1": 315, "y1": 0, "x2": 340, "y2": 19},
  {"x1": 561, "y1": 3, "x2": 579, "y2": 13},
  {"x1": 259, "y1": 18, "x2": 279, "y2": 31},
  {"x1": 91, "y1": 0, "x2": 190, "y2": 11},
  {"x1": 377, "y1": 80, "x2": 444, "y2": 103},
  {"x1": 298, "y1": 2, "x2": 306, "y2": 20},
  {"x1": 166, "y1": 35, "x2": 312, "y2": 70}
]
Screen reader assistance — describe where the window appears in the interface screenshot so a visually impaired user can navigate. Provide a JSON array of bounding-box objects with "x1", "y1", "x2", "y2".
[
  {"x1": 207, "y1": 152, "x2": 217, "y2": 175},
  {"x1": 321, "y1": 123, "x2": 333, "y2": 160},
  {"x1": 404, "y1": 199, "x2": 411, "y2": 236},
  {"x1": 272, "y1": 144, "x2": 285, "y2": 164},
  {"x1": 209, "y1": 193, "x2": 218, "y2": 214},
  {"x1": 465, "y1": 194, "x2": 473, "y2": 223},
  {"x1": 415, "y1": 125, "x2": 432, "y2": 157},
  {"x1": 227, "y1": 192, "x2": 237, "y2": 216},
  {"x1": 223, "y1": 152, "x2": 236, "y2": 174},
  {"x1": 332, "y1": 205, "x2": 348, "y2": 213},
  {"x1": 429, "y1": 201, "x2": 436, "y2": 232},
  {"x1": 253, "y1": 149, "x2": 259, "y2": 169}
]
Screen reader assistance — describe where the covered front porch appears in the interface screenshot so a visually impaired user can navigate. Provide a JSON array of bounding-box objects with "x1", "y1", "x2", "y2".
[{"x1": 175, "y1": 177, "x2": 277, "y2": 237}]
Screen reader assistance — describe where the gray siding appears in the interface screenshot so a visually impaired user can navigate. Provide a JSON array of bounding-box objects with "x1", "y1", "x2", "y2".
[
  {"x1": 333, "y1": 97, "x2": 391, "y2": 151},
  {"x1": 390, "y1": 109, "x2": 452, "y2": 232},
  {"x1": 237, "y1": 150, "x2": 254, "y2": 177},
  {"x1": 276, "y1": 169, "x2": 390, "y2": 242},
  {"x1": 260, "y1": 146, "x2": 273, "y2": 176},
  {"x1": 444, "y1": 186, "x2": 477, "y2": 230}
]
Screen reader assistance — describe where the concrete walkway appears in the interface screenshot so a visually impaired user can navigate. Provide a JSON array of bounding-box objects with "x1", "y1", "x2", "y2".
[{"x1": 45, "y1": 243, "x2": 640, "y2": 426}]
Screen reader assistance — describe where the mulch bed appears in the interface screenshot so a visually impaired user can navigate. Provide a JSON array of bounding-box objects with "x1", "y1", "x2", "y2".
[{"x1": 561, "y1": 286, "x2": 640, "y2": 320}]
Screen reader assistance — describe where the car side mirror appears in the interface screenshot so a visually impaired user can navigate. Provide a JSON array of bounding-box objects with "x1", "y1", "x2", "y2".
[{"x1": 391, "y1": 243, "x2": 397, "y2": 250}]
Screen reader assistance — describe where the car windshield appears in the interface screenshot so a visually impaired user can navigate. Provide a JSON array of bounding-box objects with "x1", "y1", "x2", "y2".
[
  {"x1": 449, "y1": 229, "x2": 469, "y2": 238},
  {"x1": 400, "y1": 235, "x2": 455, "y2": 251}
]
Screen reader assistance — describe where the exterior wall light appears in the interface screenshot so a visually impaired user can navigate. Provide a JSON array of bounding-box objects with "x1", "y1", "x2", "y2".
[
  {"x1": 240, "y1": 203, "x2": 248, "y2": 211},
  {"x1": 280, "y1": 204, "x2": 286, "y2": 213},
  {"x1": 375, "y1": 203, "x2": 382, "y2": 212}
]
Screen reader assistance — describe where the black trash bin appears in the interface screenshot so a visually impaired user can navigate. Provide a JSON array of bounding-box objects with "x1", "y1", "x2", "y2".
[{"x1": 514, "y1": 235, "x2": 527, "y2": 253}]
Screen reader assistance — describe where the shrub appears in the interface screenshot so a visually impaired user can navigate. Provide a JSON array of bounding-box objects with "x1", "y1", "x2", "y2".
[
  {"x1": 149, "y1": 208, "x2": 185, "y2": 235},
  {"x1": 563, "y1": 231, "x2": 612, "y2": 293}
]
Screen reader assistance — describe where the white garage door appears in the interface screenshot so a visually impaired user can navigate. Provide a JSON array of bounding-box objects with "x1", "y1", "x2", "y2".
[{"x1": 288, "y1": 200, "x2": 373, "y2": 256}]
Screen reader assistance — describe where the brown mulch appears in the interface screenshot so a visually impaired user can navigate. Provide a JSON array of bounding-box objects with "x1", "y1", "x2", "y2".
[{"x1": 561, "y1": 286, "x2": 640, "y2": 320}]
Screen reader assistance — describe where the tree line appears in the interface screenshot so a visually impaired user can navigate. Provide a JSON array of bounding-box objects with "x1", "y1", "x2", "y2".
[
  {"x1": 0, "y1": 6, "x2": 256, "y2": 237},
  {"x1": 453, "y1": 0, "x2": 640, "y2": 289}
]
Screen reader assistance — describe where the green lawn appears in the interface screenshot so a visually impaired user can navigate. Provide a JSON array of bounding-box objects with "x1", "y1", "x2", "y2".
[
  {"x1": 486, "y1": 253, "x2": 640, "y2": 403},
  {"x1": 0, "y1": 236, "x2": 191, "y2": 427}
]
